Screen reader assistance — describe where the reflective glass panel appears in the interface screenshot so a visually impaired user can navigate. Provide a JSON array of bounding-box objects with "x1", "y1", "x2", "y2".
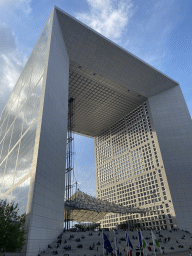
[
  {"x1": 22, "y1": 76, "x2": 43, "y2": 135},
  {"x1": 0, "y1": 138, "x2": 4, "y2": 163},
  {"x1": 0, "y1": 115, "x2": 9, "y2": 143},
  {"x1": 8, "y1": 116, "x2": 23, "y2": 152},
  {"x1": 0, "y1": 17, "x2": 51, "y2": 210},
  {"x1": 11, "y1": 177, "x2": 30, "y2": 215},
  {"x1": 1, "y1": 192, "x2": 12, "y2": 204},
  {"x1": 1, "y1": 144, "x2": 19, "y2": 196},
  {"x1": 0, "y1": 160, "x2": 7, "y2": 194},
  {"x1": 14, "y1": 121, "x2": 37, "y2": 185},
  {"x1": 0, "y1": 125, "x2": 14, "y2": 162}
]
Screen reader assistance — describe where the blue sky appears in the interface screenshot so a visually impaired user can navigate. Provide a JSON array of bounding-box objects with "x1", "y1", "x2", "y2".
[{"x1": 0, "y1": 0, "x2": 192, "y2": 196}]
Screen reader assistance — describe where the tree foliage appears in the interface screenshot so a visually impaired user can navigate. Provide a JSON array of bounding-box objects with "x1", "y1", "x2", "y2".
[
  {"x1": 0, "y1": 199, "x2": 27, "y2": 255},
  {"x1": 89, "y1": 223, "x2": 100, "y2": 230},
  {"x1": 74, "y1": 222, "x2": 100, "y2": 231},
  {"x1": 74, "y1": 223, "x2": 85, "y2": 230}
]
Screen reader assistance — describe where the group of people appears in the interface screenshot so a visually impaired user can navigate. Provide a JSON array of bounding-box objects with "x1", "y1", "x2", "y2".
[
  {"x1": 38, "y1": 227, "x2": 191, "y2": 256},
  {"x1": 52, "y1": 231, "x2": 102, "y2": 253}
]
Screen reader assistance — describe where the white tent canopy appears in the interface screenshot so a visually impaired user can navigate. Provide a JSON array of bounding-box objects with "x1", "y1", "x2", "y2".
[{"x1": 64, "y1": 190, "x2": 146, "y2": 223}]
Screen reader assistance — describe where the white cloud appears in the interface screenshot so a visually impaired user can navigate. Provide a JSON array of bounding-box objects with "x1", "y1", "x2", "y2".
[
  {"x1": 76, "y1": 0, "x2": 133, "y2": 41},
  {"x1": 0, "y1": 25, "x2": 27, "y2": 114},
  {"x1": 0, "y1": 0, "x2": 32, "y2": 15},
  {"x1": 121, "y1": 0, "x2": 177, "y2": 71},
  {"x1": 75, "y1": 0, "x2": 177, "y2": 71},
  {"x1": 0, "y1": 0, "x2": 32, "y2": 114}
]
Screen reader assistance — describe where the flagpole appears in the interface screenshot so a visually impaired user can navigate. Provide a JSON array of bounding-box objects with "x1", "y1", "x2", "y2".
[
  {"x1": 128, "y1": 233, "x2": 130, "y2": 256},
  {"x1": 102, "y1": 229, "x2": 104, "y2": 256},
  {"x1": 114, "y1": 231, "x2": 117, "y2": 256},
  {"x1": 140, "y1": 230, "x2": 145, "y2": 256},
  {"x1": 125, "y1": 231, "x2": 129, "y2": 256},
  {"x1": 138, "y1": 229, "x2": 142, "y2": 256},
  {"x1": 141, "y1": 230, "x2": 148, "y2": 256},
  {"x1": 140, "y1": 239, "x2": 142, "y2": 256},
  {"x1": 116, "y1": 241, "x2": 118, "y2": 255},
  {"x1": 151, "y1": 230, "x2": 156, "y2": 256}
]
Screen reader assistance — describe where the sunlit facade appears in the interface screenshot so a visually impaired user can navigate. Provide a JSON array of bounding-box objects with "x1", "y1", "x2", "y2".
[
  {"x1": 0, "y1": 6, "x2": 192, "y2": 256},
  {"x1": 0, "y1": 19, "x2": 51, "y2": 214},
  {"x1": 0, "y1": 10, "x2": 68, "y2": 256},
  {"x1": 95, "y1": 102, "x2": 176, "y2": 230}
]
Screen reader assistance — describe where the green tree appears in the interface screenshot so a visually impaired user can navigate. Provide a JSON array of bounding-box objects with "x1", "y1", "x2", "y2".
[
  {"x1": 0, "y1": 199, "x2": 27, "y2": 255},
  {"x1": 74, "y1": 223, "x2": 85, "y2": 230},
  {"x1": 89, "y1": 223, "x2": 100, "y2": 230}
]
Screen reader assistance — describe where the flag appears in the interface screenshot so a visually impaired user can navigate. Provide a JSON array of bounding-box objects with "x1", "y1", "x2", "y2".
[
  {"x1": 140, "y1": 231, "x2": 151, "y2": 251},
  {"x1": 126, "y1": 232, "x2": 133, "y2": 249},
  {"x1": 103, "y1": 232, "x2": 113, "y2": 253},
  {"x1": 138, "y1": 231, "x2": 142, "y2": 247},
  {"x1": 126, "y1": 232, "x2": 133, "y2": 256},
  {"x1": 117, "y1": 246, "x2": 119, "y2": 256},
  {"x1": 151, "y1": 230, "x2": 163, "y2": 254},
  {"x1": 114, "y1": 231, "x2": 119, "y2": 255},
  {"x1": 140, "y1": 231, "x2": 151, "y2": 256}
]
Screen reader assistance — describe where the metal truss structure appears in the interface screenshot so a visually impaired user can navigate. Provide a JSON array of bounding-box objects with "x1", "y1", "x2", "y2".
[{"x1": 64, "y1": 190, "x2": 146, "y2": 223}]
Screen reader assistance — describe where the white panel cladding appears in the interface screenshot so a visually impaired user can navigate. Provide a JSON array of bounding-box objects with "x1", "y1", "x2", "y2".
[
  {"x1": 148, "y1": 85, "x2": 192, "y2": 231},
  {"x1": 26, "y1": 9, "x2": 69, "y2": 256},
  {"x1": 56, "y1": 7, "x2": 178, "y2": 99},
  {"x1": 94, "y1": 102, "x2": 177, "y2": 231}
]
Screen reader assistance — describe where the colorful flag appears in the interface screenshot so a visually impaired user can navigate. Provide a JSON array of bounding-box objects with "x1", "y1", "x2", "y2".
[
  {"x1": 117, "y1": 247, "x2": 119, "y2": 256},
  {"x1": 126, "y1": 232, "x2": 133, "y2": 249},
  {"x1": 103, "y1": 232, "x2": 113, "y2": 253},
  {"x1": 151, "y1": 230, "x2": 163, "y2": 254},
  {"x1": 138, "y1": 231, "x2": 142, "y2": 247},
  {"x1": 140, "y1": 231, "x2": 151, "y2": 251},
  {"x1": 126, "y1": 232, "x2": 133, "y2": 256}
]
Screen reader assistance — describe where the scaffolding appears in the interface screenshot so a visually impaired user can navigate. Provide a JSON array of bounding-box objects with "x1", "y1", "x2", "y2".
[{"x1": 65, "y1": 97, "x2": 74, "y2": 230}]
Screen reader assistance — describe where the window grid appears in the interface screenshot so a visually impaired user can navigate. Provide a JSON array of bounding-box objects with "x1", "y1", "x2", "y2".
[{"x1": 95, "y1": 102, "x2": 173, "y2": 230}]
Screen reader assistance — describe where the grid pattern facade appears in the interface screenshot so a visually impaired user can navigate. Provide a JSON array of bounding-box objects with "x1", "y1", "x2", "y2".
[
  {"x1": 0, "y1": 19, "x2": 50, "y2": 216},
  {"x1": 95, "y1": 102, "x2": 176, "y2": 230},
  {"x1": 68, "y1": 61, "x2": 147, "y2": 137}
]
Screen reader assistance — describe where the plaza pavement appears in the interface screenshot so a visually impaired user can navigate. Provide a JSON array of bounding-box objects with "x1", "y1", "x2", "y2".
[{"x1": 39, "y1": 229, "x2": 192, "y2": 256}]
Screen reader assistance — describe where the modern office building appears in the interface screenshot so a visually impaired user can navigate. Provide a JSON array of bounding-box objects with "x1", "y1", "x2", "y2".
[
  {"x1": 0, "y1": 6, "x2": 192, "y2": 256},
  {"x1": 95, "y1": 102, "x2": 178, "y2": 230}
]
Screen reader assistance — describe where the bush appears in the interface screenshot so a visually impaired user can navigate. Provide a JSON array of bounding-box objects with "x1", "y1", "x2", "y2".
[{"x1": 0, "y1": 199, "x2": 27, "y2": 255}]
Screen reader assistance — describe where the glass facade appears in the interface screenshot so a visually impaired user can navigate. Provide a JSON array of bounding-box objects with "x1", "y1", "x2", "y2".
[{"x1": 0, "y1": 18, "x2": 51, "y2": 216}]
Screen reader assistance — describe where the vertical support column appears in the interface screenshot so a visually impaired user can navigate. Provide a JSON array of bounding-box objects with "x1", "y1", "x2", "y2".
[
  {"x1": 26, "y1": 9, "x2": 69, "y2": 256},
  {"x1": 148, "y1": 85, "x2": 192, "y2": 232}
]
